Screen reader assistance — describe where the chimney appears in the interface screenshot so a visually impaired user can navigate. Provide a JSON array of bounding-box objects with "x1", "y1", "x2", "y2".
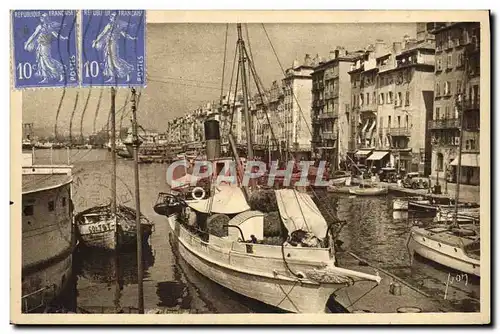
[
  {"x1": 374, "y1": 39, "x2": 386, "y2": 57},
  {"x1": 334, "y1": 46, "x2": 347, "y2": 58},
  {"x1": 292, "y1": 59, "x2": 299, "y2": 68},
  {"x1": 403, "y1": 35, "x2": 411, "y2": 49},
  {"x1": 393, "y1": 42, "x2": 402, "y2": 55},
  {"x1": 304, "y1": 54, "x2": 312, "y2": 66},
  {"x1": 329, "y1": 50, "x2": 336, "y2": 60}
]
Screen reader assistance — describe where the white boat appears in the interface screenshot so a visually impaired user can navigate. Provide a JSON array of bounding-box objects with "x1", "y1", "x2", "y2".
[
  {"x1": 348, "y1": 186, "x2": 388, "y2": 196},
  {"x1": 407, "y1": 224, "x2": 480, "y2": 277},
  {"x1": 165, "y1": 187, "x2": 381, "y2": 313},
  {"x1": 434, "y1": 207, "x2": 480, "y2": 224},
  {"x1": 21, "y1": 153, "x2": 76, "y2": 312}
]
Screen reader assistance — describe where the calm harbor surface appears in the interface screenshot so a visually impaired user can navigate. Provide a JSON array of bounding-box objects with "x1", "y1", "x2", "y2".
[{"x1": 32, "y1": 149, "x2": 480, "y2": 313}]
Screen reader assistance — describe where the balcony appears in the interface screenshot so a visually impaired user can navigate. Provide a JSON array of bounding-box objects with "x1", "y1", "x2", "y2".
[
  {"x1": 428, "y1": 118, "x2": 460, "y2": 130},
  {"x1": 387, "y1": 127, "x2": 411, "y2": 137},
  {"x1": 359, "y1": 104, "x2": 375, "y2": 113},
  {"x1": 462, "y1": 130, "x2": 480, "y2": 153},
  {"x1": 322, "y1": 131, "x2": 338, "y2": 140},
  {"x1": 318, "y1": 111, "x2": 337, "y2": 119}
]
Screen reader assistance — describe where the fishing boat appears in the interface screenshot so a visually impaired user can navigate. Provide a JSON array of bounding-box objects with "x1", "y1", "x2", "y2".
[
  {"x1": 408, "y1": 199, "x2": 478, "y2": 217},
  {"x1": 407, "y1": 224, "x2": 480, "y2": 277},
  {"x1": 393, "y1": 196, "x2": 426, "y2": 211},
  {"x1": 434, "y1": 206, "x2": 480, "y2": 224},
  {"x1": 21, "y1": 152, "x2": 76, "y2": 313},
  {"x1": 74, "y1": 204, "x2": 154, "y2": 251}
]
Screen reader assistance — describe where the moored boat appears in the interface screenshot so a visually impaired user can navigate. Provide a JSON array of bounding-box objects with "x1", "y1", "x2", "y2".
[
  {"x1": 75, "y1": 204, "x2": 154, "y2": 251},
  {"x1": 162, "y1": 186, "x2": 381, "y2": 313},
  {"x1": 407, "y1": 224, "x2": 480, "y2": 277},
  {"x1": 348, "y1": 186, "x2": 388, "y2": 196},
  {"x1": 393, "y1": 196, "x2": 426, "y2": 211},
  {"x1": 21, "y1": 153, "x2": 76, "y2": 313}
]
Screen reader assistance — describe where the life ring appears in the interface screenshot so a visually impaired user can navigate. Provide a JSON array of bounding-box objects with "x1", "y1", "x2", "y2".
[{"x1": 192, "y1": 187, "x2": 206, "y2": 200}]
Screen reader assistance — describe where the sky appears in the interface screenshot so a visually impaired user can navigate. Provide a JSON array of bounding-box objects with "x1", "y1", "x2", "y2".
[{"x1": 22, "y1": 22, "x2": 417, "y2": 137}]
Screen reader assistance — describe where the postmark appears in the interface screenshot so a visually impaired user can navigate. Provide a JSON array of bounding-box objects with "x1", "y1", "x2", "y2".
[
  {"x1": 12, "y1": 10, "x2": 78, "y2": 89},
  {"x1": 71, "y1": 170, "x2": 134, "y2": 212},
  {"x1": 81, "y1": 10, "x2": 146, "y2": 87}
]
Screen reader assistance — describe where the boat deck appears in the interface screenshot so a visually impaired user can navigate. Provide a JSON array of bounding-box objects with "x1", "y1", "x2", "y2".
[{"x1": 331, "y1": 251, "x2": 465, "y2": 313}]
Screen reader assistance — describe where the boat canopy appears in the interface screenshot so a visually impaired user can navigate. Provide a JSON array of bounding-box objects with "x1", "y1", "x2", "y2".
[
  {"x1": 275, "y1": 189, "x2": 328, "y2": 240},
  {"x1": 187, "y1": 185, "x2": 250, "y2": 214}
]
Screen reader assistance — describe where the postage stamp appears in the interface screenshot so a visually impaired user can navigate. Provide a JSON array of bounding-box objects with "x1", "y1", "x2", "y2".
[
  {"x1": 81, "y1": 10, "x2": 146, "y2": 87},
  {"x1": 12, "y1": 10, "x2": 78, "y2": 89}
]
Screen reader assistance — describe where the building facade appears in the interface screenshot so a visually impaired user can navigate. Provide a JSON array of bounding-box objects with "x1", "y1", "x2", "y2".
[
  {"x1": 429, "y1": 22, "x2": 480, "y2": 185},
  {"x1": 311, "y1": 48, "x2": 362, "y2": 169}
]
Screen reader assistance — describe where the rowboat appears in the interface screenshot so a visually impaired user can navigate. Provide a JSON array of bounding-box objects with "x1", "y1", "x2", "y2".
[
  {"x1": 330, "y1": 177, "x2": 348, "y2": 186},
  {"x1": 407, "y1": 224, "x2": 480, "y2": 277},
  {"x1": 161, "y1": 186, "x2": 381, "y2": 313},
  {"x1": 393, "y1": 196, "x2": 426, "y2": 211},
  {"x1": 75, "y1": 204, "x2": 154, "y2": 251},
  {"x1": 348, "y1": 186, "x2": 388, "y2": 196}
]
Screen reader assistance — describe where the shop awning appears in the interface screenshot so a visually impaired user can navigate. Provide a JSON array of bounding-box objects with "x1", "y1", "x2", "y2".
[
  {"x1": 355, "y1": 149, "x2": 372, "y2": 157},
  {"x1": 367, "y1": 151, "x2": 389, "y2": 161},
  {"x1": 450, "y1": 154, "x2": 480, "y2": 167}
]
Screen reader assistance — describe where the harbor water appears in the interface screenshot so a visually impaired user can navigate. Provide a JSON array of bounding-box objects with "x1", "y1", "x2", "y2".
[{"x1": 32, "y1": 149, "x2": 480, "y2": 313}]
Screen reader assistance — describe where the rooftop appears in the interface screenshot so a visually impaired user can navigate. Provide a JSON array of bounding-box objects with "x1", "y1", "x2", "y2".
[{"x1": 22, "y1": 173, "x2": 73, "y2": 194}]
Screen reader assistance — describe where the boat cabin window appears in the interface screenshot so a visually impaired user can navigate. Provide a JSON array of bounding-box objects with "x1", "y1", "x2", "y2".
[
  {"x1": 48, "y1": 200, "x2": 55, "y2": 212},
  {"x1": 61, "y1": 197, "x2": 66, "y2": 207},
  {"x1": 23, "y1": 205, "x2": 34, "y2": 216}
]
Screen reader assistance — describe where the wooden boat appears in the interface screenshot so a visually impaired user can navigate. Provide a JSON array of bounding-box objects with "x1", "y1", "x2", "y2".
[
  {"x1": 161, "y1": 187, "x2": 381, "y2": 313},
  {"x1": 326, "y1": 185, "x2": 353, "y2": 194},
  {"x1": 348, "y1": 186, "x2": 388, "y2": 196},
  {"x1": 393, "y1": 196, "x2": 426, "y2": 211},
  {"x1": 21, "y1": 153, "x2": 76, "y2": 313},
  {"x1": 330, "y1": 177, "x2": 348, "y2": 186},
  {"x1": 75, "y1": 204, "x2": 154, "y2": 251},
  {"x1": 407, "y1": 224, "x2": 480, "y2": 277},
  {"x1": 434, "y1": 207, "x2": 480, "y2": 224},
  {"x1": 408, "y1": 200, "x2": 479, "y2": 217}
]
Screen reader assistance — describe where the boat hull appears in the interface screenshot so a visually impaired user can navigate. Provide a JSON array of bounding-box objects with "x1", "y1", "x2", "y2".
[
  {"x1": 168, "y1": 215, "x2": 352, "y2": 313},
  {"x1": 408, "y1": 229, "x2": 480, "y2": 277},
  {"x1": 349, "y1": 187, "x2": 388, "y2": 196},
  {"x1": 393, "y1": 199, "x2": 408, "y2": 211}
]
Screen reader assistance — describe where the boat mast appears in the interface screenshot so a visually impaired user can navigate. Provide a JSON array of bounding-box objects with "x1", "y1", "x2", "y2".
[
  {"x1": 130, "y1": 87, "x2": 145, "y2": 314},
  {"x1": 237, "y1": 23, "x2": 254, "y2": 163},
  {"x1": 110, "y1": 87, "x2": 117, "y2": 217},
  {"x1": 453, "y1": 57, "x2": 467, "y2": 228}
]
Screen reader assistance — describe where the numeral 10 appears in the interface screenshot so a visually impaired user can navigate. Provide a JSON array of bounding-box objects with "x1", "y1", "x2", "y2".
[
  {"x1": 16, "y1": 62, "x2": 33, "y2": 80},
  {"x1": 84, "y1": 61, "x2": 100, "y2": 78}
]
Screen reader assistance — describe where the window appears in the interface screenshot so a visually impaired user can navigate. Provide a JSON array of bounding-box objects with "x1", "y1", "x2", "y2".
[
  {"x1": 436, "y1": 58, "x2": 443, "y2": 71},
  {"x1": 360, "y1": 95, "x2": 364, "y2": 106},
  {"x1": 23, "y1": 205, "x2": 34, "y2": 216},
  {"x1": 456, "y1": 80, "x2": 462, "y2": 95},
  {"x1": 405, "y1": 115, "x2": 409, "y2": 128},
  {"x1": 48, "y1": 200, "x2": 55, "y2": 212},
  {"x1": 437, "y1": 153, "x2": 444, "y2": 171},
  {"x1": 435, "y1": 107, "x2": 440, "y2": 120},
  {"x1": 61, "y1": 197, "x2": 66, "y2": 207},
  {"x1": 447, "y1": 54, "x2": 453, "y2": 69},
  {"x1": 379, "y1": 93, "x2": 384, "y2": 105},
  {"x1": 457, "y1": 53, "x2": 464, "y2": 67},
  {"x1": 405, "y1": 91, "x2": 410, "y2": 106},
  {"x1": 444, "y1": 81, "x2": 451, "y2": 96},
  {"x1": 387, "y1": 92, "x2": 393, "y2": 104},
  {"x1": 372, "y1": 92, "x2": 376, "y2": 105},
  {"x1": 396, "y1": 92, "x2": 402, "y2": 106},
  {"x1": 397, "y1": 116, "x2": 401, "y2": 128},
  {"x1": 388, "y1": 116, "x2": 392, "y2": 128},
  {"x1": 445, "y1": 106, "x2": 450, "y2": 118},
  {"x1": 366, "y1": 93, "x2": 370, "y2": 105},
  {"x1": 436, "y1": 83, "x2": 441, "y2": 97}
]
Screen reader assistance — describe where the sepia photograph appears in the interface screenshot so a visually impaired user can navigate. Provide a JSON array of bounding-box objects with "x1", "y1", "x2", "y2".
[{"x1": 10, "y1": 9, "x2": 490, "y2": 325}]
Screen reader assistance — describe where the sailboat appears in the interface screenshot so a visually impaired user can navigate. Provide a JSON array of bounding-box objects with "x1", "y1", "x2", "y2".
[
  {"x1": 154, "y1": 24, "x2": 381, "y2": 313},
  {"x1": 75, "y1": 88, "x2": 154, "y2": 251},
  {"x1": 407, "y1": 89, "x2": 480, "y2": 277}
]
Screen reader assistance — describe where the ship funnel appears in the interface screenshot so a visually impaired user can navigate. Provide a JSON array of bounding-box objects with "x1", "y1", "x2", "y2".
[{"x1": 204, "y1": 119, "x2": 221, "y2": 160}]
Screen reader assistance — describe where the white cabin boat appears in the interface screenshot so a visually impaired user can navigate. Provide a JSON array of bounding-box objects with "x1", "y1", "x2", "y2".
[
  {"x1": 21, "y1": 153, "x2": 76, "y2": 312},
  {"x1": 165, "y1": 186, "x2": 381, "y2": 313},
  {"x1": 407, "y1": 224, "x2": 480, "y2": 277}
]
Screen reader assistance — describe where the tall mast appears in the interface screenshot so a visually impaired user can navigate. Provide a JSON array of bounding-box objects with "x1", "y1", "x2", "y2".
[
  {"x1": 110, "y1": 87, "x2": 117, "y2": 216},
  {"x1": 237, "y1": 23, "x2": 254, "y2": 162}
]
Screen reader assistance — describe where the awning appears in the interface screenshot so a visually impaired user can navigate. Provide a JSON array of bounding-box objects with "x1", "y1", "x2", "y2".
[
  {"x1": 355, "y1": 149, "x2": 372, "y2": 157},
  {"x1": 275, "y1": 189, "x2": 328, "y2": 240},
  {"x1": 450, "y1": 154, "x2": 480, "y2": 167},
  {"x1": 367, "y1": 151, "x2": 389, "y2": 161}
]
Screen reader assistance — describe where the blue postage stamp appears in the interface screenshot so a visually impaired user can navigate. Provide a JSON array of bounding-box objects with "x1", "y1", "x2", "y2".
[
  {"x1": 81, "y1": 10, "x2": 146, "y2": 87},
  {"x1": 12, "y1": 10, "x2": 78, "y2": 89}
]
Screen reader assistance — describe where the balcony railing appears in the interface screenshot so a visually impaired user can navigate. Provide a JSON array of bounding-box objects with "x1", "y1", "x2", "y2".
[
  {"x1": 322, "y1": 131, "x2": 338, "y2": 140},
  {"x1": 428, "y1": 118, "x2": 460, "y2": 130},
  {"x1": 387, "y1": 127, "x2": 411, "y2": 137},
  {"x1": 318, "y1": 111, "x2": 337, "y2": 119}
]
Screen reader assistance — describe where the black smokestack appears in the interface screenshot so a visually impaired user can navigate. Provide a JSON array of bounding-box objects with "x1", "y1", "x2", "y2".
[{"x1": 204, "y1": 119, "x2": 221, "y2": 160}]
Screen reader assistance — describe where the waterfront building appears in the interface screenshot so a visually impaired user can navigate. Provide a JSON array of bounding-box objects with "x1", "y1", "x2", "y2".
[
  {"x1": 312, "y1": 48, "x2": 364, "y2": 169},
  {"x1": 429, "y1": 22, "x2": 480, "y2": 185}
]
